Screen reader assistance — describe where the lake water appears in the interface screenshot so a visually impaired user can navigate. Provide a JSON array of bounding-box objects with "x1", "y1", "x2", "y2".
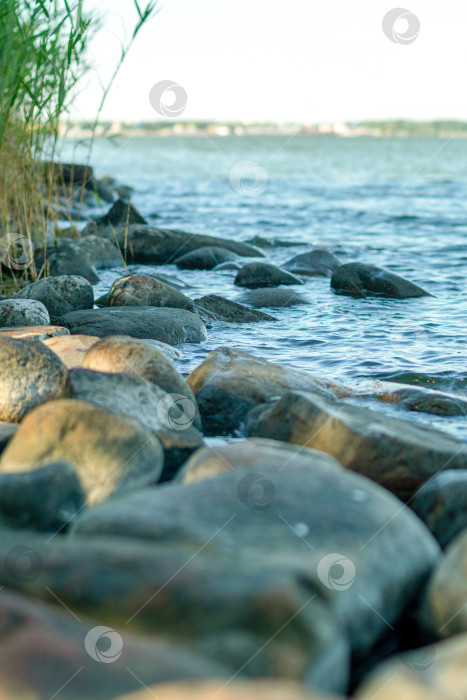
[{"x1": 60, "y1": 135, "x2": 467, "y2": 440}]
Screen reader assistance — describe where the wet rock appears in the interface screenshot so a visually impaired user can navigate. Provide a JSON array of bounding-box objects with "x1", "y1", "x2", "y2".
[
  {"x1": 114, "y1": 680, "x2": 335, "y2": 700},
  {"x1": 53, "y1": 161, "x2": 94, "y2": 188},
  {"x1": 0, "y1": 337, "x2": 68, "y2": 422},
  {"x1": 245, "y1": 391, "x2": 467, "y2": 502},
  {"x1": 76, "y1": 236, "x2": 122, "y2": 268},
  {"x1": 44, "y1": 238, "x2": 99, "y2": 283},
  {"x1": 356, "y1": 634, "x2": 467, "y2": 700},
  {"x1": 235, "y1": 262, "x2": 304, "y2": 289},
  {"x1": 0, "y1": 298, "x2": 50, "y2": 327},
  {"x1": 72, "y1": 448, "x2": 439, "y2": 683},
  {"x1": 372, "y1": 382, "x2": 467, "y2": 416},
  {"x1": 106, "y1": 274, "x2": 194, "y2": 311},
  {"x1": 114, "y1": 224, "x2": 265, "y2": 264},
  {"x1": 143, "y1": 338, "x2": 183, "y2": 360},
  {"x1": 93, "y1": 198, "x2": 148, "y2": 227},
  {"x1": 15, "y1": 275, "x2": 93, "y2": 317},
  {"x1": 68, "y1": 369, "x2": 203, "y2": 480},
  {"x1": 284, "y1": 249, "x2": 342, "y2": 277},
  {"x1": 213, "y1": 261, "x2": 243, "y2": 271},
  {"x1": 175, "y1": 246, "x2": 240, "y2": 270},
  {"x1": 177, "y1": 438, "x2": 341, "y2": 484},
  {"x1": 42, "y1": 334, "x2": 100, "y2": 368},
  {"x1": 194, "y1": 295, "x2": 276, "y2": 324},
  {"x1": 0, "y1": 398, "x2": 164, "y2": 504},
  {"x1": 0, "y1": 588, "x2": 227, "y2": 700},
  {"x1": 0, "y1": 324, "x2": 69, "y2": 340},
  {"x1": 0, "y1": 462, "x2": 84, "y2": 532},
  {"x1": 187, "y1": 347, "x2": 345, "y2": 436},
  {"x1": 60, "y1": 307, "x2": 208, "y2": 345},
  {"x1": 331, "y1": 263, "x2": 430, "y2": 299},
  {"x1": 238, "y1": 288, "x2": 310, "y2": 307},
  {"x1": 412, "y1": 471, "x2": 467, "y2": 548},
  {"x1": 421, "y1": 530, "x2": 467, "y2": 637}
]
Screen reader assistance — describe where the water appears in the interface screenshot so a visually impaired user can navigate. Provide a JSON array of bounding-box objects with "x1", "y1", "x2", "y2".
[{"x1": 60, "y1": 135, "x2": 467, "y2": 439}]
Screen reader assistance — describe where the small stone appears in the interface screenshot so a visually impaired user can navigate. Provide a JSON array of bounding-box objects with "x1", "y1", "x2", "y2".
[
  {"x1": 284, "y1": 249, "x2": 341, "y2": 277},
  {"x1": 175, "y1": 246, "x2": 240, "y2": 270},
  {"x1": 235, "y1": 262, "x2": 304, "y2": 289},
  {"x1": 331, "y1": 263, "x2": 430, "y2": 299}
]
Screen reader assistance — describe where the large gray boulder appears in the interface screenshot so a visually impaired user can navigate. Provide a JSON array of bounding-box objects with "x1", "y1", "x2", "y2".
[
  {"x1": 331, "y1": 263, "x2": 430, "y2": 299},
  {"x1": 0, "y1": 298, "x2": 50, "y2": 327},
  {"x1": 15, "y1": 275, "x2": 93, "y2": 317},
  {"x1": 175, "y1": 246, "x2": 240, "y2": 270},
  {"x1": 60, "y1": 307, "x2": 208, "y2": 345},
  {"x1": 238, "y1": 287, "x2": 310, "y2": 307}
]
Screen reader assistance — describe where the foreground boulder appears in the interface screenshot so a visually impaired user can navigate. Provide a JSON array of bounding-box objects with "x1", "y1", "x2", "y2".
[
  {"x1": 235, "y1": 262, "x2": 304, "y2": 289},
  {"x1": 238, "y1": 288, "x2": 310, "y2": 307},
  {"x1": 0, "y1": 399, "x2": 164, "y2": 504},
  {"x1": 106, "y1": 274, "x2": 194, "y2": 311},
  {"x1": 114, "y1": 680, "x2": 334, "y2": 700},
  {"x1": 245, "y1": 391, "x2": 467, "y2": 501},
  {"x1": 68, "y1": 369, "x2": 202, "y2": 479},
  {"x1": 60, "y1": 307, "x2": 208, "y2": 344},
  {"x1": 175, "y1": 246, "x2": 240, "y2": 270},
  {"x1": 331, "y1": 263, "x2": 430, "y2": 299},
  {"x1": 71, "y1": 444, "x2": 439, "y2": 690},
  {"x1": 0, "y1": 588, "x2": 227, "y2": 700},
  {"x1": 411, "y1": 471, "x2": 467, "y2": 547},
  {"x1": 43, "y1": 238, "x2": 100, "y2": 283},
  {"x1": 284, "y1": 249, "x2": 341, "y2": 277},
  {"x1": 15, "y1": 274, "x2": 94, "y2": 317},
  {"x1": 187, "y1": 347, "x2": 346, "y2": 435},
  {"x1": 194, "y1": 295, "x2": 276, "y2": 324},
  {"x1": 114, "y1": 224, "x2": 264, "y2": 264},
  {"x1": 43, "y1": 333, "x2": 99, "y2": 368},
  {"x1": 0, "y1": 298, "x2": 50, "y2": 327},
  {"x1": 0, "y1": 325, "x2": 69, "y2": 340},
  {"x1": 0, "y1": 337, "x2": 68, "y2": 422}
]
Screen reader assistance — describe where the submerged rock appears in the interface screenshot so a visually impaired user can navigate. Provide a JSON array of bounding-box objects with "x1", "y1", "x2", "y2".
[
  {"x1": 0, "y1": 337, "x2": 68, "y2": 422},
  {"x1": 106, "y1": 274, "x2": 194, "y2": 311},
  {"x1": 194, "y1": 295, "x2": 276, "y2": 324},
  {"x1": 175, "y1": 246, "x2": 240, "y2": 270},
  {"x1": 234, "y1": 262, "x2": 304, "y2": 289},
  {"x1": 245, "y1": 391, "x2": 467, "y2": 501},
  {"x1": 0, "y1": 298, "x2": 50, "y2": 327},
  {"x1": 412, "y1": 471, "x2": 467, "y2": 548},
  {"x1": 372, "y1": 382, "x2": 467, "y2": 416},
  {"x1": 284, "y1": 249, "x2": 341, "y2": 277},
  {"x1": 0, "y1": 399, "x2": 164, "y2": 504},
  {"x1": 15, "y1": 275, "x2": 93, "y2": 317},
  {"x1": 238, "y1": 288, "x2": 310, "y2": 307},
  {"x1": 60, "y1": 307, "x2": 208, "y2": 345},
  {"x1": 331, "y1": 263, "x2": 430, "y2": 299}
]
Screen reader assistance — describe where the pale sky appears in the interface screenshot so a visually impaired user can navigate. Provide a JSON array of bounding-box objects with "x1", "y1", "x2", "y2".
[{"x1": 70, "y1": 0, "x2": 467, "y2": 123}]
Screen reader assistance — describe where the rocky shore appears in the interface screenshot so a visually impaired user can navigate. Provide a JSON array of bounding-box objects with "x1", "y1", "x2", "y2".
[{"x1": 0, "y1": 172, "x2": 465, "y2": 700}]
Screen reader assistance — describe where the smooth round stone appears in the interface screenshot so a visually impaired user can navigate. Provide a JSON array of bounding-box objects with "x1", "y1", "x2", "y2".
[
  {"x1": 14, "y1": 275, "x2": 94, "y2": 317},
  {"x1": 107, "y1": 274, "x2": 194, "y2": 311},
  {"x1": 234, "y1": 262, "x2": 304, "y2": 289},
  {"x1": 238, "y1": 288, "x2": 310, "y2": 307},
  {"x1": 330, "y1": 263, "x2": 430, "y2": 299}
]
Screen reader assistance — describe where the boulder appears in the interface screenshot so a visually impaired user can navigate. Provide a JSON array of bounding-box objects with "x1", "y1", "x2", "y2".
[
  {"x1": 106, "y1": 274, "x2": 194, "y2": 311},
  {"x1": 76, "y1": 235, "x2": 122, "y2": 268},
  {"x1": 0, "y1": 324, "x2": 69, "y2": 340},
  {"x1": 234, "y1": 262, "x2": 304, "y2": 289},
  {"x1": 42, "y1": 334, "x2": 100, "y2": 368},
  {"x1": 0, "y1": 399, "x2": 164, "y2": 504},
  {"x1": 93, "y1": 198, "x2": 148, "y2": 227},
  {"x1": 44, "y1": 238, "x2": 99, "y2": 283},
  {"x1": 238, "y1": 288, "x2": 310, "y2": 307},
  {"x1": 187, "y1": 347, "x2": 346, "y2": 436},
  {"x1": 194, "y1": 295, "x2": 276, "y2": 324},
  {"x1": 372, "y1": 382, "x2": 467, "y2": 417},
  {"x1": 0, "y1": 337, "x2": 68, "y2": 422},
  {"x1": 15, "y1": 275, "x2": 94, "y2": 317},
  {"x1": 0, "y1": 588, "x2": 227, "y2": 700},
  {"x1": 113, "y1": 224, "x2": 264, "y2": 264},
  {"x1": 68, "y1": 369, "x2": 202, "y2": 480},
  {"x1": 175, "y1": 246, "x2": 240, "y2": 270},
  {"x1": 0, "y1": 298, "x2": 50, "y2": 327},
  {"x1": 283, "y1": 249, "x2": 341, "y2": 277},
  {"x1": 412, "y1": 471, "x2": 467, "y2": 548},
  {"x1": 59, "y1": 307, "x2": 208, "y2": 345},
  {"x1": 71, "y1": 446, "x2": 439, "y2": 682},
  {"x1": 245, "y1": 390, "x2": 467, "y2": 502},
  {"x1": 114, "y1": 680, "x2": 335, "y2": 700},
  {"x1": 330, "y1": 263, "x2": 430, "y2": 299},
  {"x1": 0, "y1": 462, "x2": 84, "y2": 532}
]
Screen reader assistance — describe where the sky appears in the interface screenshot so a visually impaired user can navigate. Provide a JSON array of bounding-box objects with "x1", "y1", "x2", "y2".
[{"x1": 70, "y1": 0, "x2": 467, "y2": 124}]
